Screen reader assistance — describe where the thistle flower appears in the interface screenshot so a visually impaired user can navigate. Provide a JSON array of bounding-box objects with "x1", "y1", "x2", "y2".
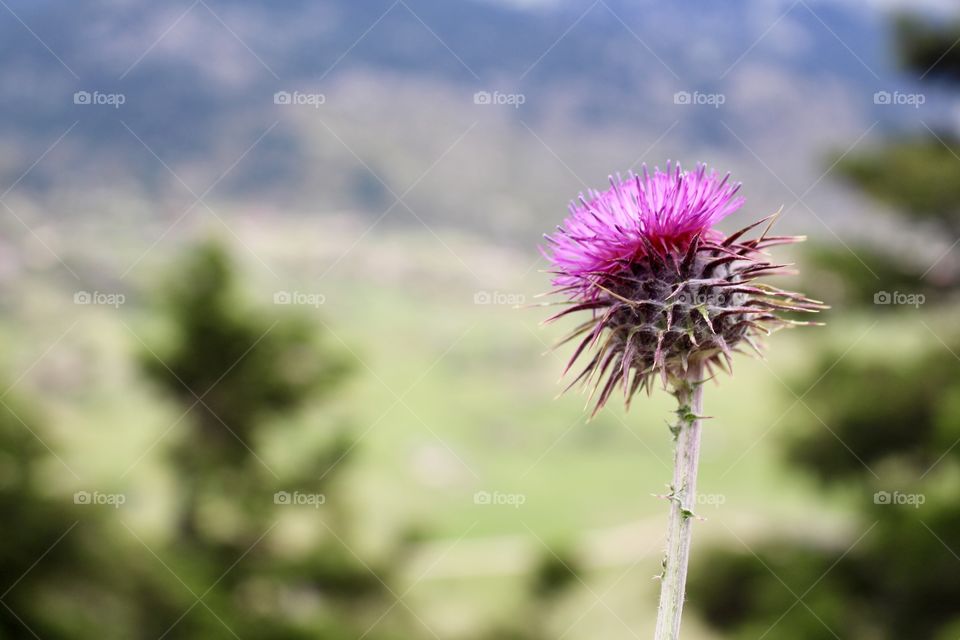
[
  {"x1": 539, "y1": 161, "x2": 824, "y2": 640},
  {"x1": 543, "y1": 161, "x2": 824, "y2": 417}
]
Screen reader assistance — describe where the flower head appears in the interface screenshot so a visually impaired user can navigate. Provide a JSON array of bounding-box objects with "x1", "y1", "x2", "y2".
[
  {"x1": 543, "y1": 162, "x2": 824, "y2": 416},
  {"x1": 546, "y1": 162, "x2": 744, "y2": 296}
]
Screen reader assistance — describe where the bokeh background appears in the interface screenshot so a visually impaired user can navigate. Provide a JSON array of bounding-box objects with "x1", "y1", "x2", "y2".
[{"x1": 2, "y1": 0, "x2": 960, "y2": 638}]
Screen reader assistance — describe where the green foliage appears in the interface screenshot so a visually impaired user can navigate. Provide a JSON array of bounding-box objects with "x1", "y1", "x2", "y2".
[
  {"x1": 785, "y1": 344, "x2": 959, "y2": 480},
  {"x1": 691, "y1": 543, "x2": 868, "y2": 640},
  {"x1": 133, "y1": 240, "x2": 407, "y2": 638},
  {"x1": 691, "y1": 488, "x2": 960, "y2": 640},
  {"x1": 143, "y1": 241, "x2": 350, "y2": 460},
  {"x1": 809, "y1": 134, "x2": 960, "y2": 308},
  {"x1": 0, "y1": 399, "x2": 111, "y2": 639},
  {"x1": 801, "y1": 244, "x2": 953, "y2": 311},
  {"x1": 895, "y1": 15, "x2": 960, "y2": 80},
  {"x1": 811, "y1": 15, "x2": 960, "y2": 306},
  {"x1": 529, "y1": 548, "x2": 580, "y2": 600},
  {"x1": 833, "y1": 134, "x2": 960, "y2": 228}
]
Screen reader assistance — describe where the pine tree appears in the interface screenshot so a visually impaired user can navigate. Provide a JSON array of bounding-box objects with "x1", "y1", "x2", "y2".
[{"x1": 132, "y1": 240, "x2": 418, "y2": 639}]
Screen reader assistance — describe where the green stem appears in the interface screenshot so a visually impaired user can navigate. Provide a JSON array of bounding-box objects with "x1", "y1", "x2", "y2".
[{"x1": 654, "y1": 362, "x2": 704, "y2": 640}]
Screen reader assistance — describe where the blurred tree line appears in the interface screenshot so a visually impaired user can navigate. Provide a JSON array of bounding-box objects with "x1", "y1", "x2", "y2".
[
  {"x1": 0, "y1": 242, "x2": 576, "y2": 639},
  {"x1": 689, "y1": 12, "x2": 960, "y2": 639}
]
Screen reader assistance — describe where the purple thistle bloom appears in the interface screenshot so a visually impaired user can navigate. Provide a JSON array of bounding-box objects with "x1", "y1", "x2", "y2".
[
  {"x1": 546, "y1": 162, "x2": 744, "y2": 295},
  {"x1": 542, "y1": 161, "x2": 824, "y2": 416}
]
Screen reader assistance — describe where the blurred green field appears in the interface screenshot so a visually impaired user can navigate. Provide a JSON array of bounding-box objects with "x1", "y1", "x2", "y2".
[{"x1": 0, "y1": 220, "x2": 891, "y2": 639}]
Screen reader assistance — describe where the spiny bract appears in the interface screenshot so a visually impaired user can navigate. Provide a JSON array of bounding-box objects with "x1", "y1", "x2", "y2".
[{"x1": 542, "y1": 162, "x2": 824, "y2": 416}]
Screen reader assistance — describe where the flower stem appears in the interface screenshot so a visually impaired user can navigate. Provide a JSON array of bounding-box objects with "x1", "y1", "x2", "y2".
[{"x1": 654, "y1": 362, "x2": 704, "y2": 640}]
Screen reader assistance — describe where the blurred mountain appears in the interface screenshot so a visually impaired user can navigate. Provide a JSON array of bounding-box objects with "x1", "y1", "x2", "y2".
[{"x1": 0, "y1": 0, "x2": 946, "y2": 239}]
